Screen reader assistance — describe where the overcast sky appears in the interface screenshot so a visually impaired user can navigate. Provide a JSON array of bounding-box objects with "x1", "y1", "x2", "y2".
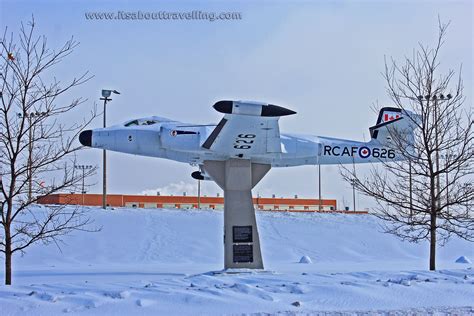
[{"x1": 1, "y1": 0, "x2": 472, "y2": 210}]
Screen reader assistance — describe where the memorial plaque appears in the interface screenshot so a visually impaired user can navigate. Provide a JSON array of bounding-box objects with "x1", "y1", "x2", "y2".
[
  {"x1": 233, "y1": 225, "x2": 253, "y2": 243},
  {"x1": 233, "y1": 244, "x2": 253, "y2": 263}
]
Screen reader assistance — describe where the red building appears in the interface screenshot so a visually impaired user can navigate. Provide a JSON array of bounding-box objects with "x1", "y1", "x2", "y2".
[{"x1": 37, "y1": 193, "x2": 368, "y2": 214}]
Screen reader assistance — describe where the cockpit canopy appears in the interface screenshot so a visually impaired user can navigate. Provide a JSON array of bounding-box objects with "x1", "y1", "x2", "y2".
[
  {"x1": 123, "y1": 116, "x2": 173, "y2": 127},
  {"x1": 124, "y1": 119, "x2": 157, "y2": 127}
]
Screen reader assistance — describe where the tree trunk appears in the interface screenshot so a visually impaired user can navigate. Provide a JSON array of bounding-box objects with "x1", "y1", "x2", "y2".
[
  {"x1": 5, "y1": 228, "x2": 12, "y2": 285},
  {"x1": 429, "y1": 176, "x2": 437, "y2": 271},
  {"x1": 429, "y1": 215, "x2": 436, "y2": 271}
]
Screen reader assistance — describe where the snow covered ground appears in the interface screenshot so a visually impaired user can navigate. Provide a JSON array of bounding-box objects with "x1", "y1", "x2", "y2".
[{"x1": 0, "y1": 207, "x2": 473, "y2": 315}]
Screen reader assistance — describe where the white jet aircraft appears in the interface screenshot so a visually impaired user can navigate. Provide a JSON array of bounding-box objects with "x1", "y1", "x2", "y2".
[
  {"x1": 79, "y1": 100, "x2": 416, "y2": 270},
  {"x1": 79, "y1": 100, "x2": 415, "y2": 172}
]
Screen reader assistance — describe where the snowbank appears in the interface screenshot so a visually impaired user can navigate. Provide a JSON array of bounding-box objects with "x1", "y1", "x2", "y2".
[{"x1": 0, "y1": 207, "x2": 472, "y2": 315}]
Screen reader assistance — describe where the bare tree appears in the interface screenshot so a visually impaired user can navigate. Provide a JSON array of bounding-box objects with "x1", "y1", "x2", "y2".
[
  {"x1": 0, "y1": 18, "x2": 98, "y2": 285},
  {"x1": 342, "y1": 20, "x2": 473, "y2": 271}
]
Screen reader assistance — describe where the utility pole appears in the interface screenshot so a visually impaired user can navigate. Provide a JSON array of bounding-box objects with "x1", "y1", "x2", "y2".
[{"x1": 99, "y1": 89, "x2": 120, "y2": 209}]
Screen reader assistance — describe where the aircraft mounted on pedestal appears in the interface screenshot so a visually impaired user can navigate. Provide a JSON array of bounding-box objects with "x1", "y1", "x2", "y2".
[
  {"x1": 79, "y1": 100, "x2": 417, "y2": 270},
  {"x1": 79, "y1": 100, "x2": 416, "y2": 174}
]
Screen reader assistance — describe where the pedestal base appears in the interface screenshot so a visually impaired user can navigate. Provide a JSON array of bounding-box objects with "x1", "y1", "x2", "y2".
[{"x1": 203, "y1": 159, "x2": 271, "y2": 270}]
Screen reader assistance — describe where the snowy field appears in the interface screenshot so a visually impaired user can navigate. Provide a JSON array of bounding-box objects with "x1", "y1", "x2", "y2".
[{"x1": 0, "y1": 207, "x2": 473, "y2": 315}]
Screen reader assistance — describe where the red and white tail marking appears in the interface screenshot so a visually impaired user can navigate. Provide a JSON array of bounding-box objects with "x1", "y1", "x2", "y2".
[{"x1": 383, "y1": 112, "x2": 401, "y2": 122}]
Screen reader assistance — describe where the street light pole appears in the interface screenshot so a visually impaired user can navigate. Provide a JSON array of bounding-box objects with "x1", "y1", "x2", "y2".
[
  {"x1": 352, "y1": 156, "x2": 356, "y2": 211},
  {"x1": 27, "y1": 114, "x2": 33, "y2": 202},
  {"x1": 445, "y1": 155, "x2": 449, "y2": 213},
  {"x1": 102, "y1": 98, "x2": 108, "y2": 209},
  {"x1": 82, "y1": 168, "x2": 85, "y2": 195},
  {"x1": 409, "y1": 159, "x2": 413, "y2": 219},
  {"x1": 17, "y1": 111, "x2": 46, "y2": 202},
  {"x1": 318, "y1": 163, "x2": 322, "y2": 212},
  {"x1": 434, "y1": 96, "x2": 441, "y2": 211},
  {"x1": 444, "y1": 153, "x2": 454, "y2": 213},
  {"x1": 99, "y1": 89, "x2": 120, "y2": 209},
  {"x1": 197, "y1": 179, "x2": 201, "y2": 209},
  {"x1": 74, "y1": 164, "x2": 92, "y2": 205},
  {"x1": 352, "y1": 179, "x2": 356, "y2": 212},
  {"x1": 419, "y1": 93, "x2": 452, "y2": 214}
]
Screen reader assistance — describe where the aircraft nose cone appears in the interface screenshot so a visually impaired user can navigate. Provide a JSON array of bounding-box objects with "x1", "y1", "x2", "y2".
[{"x1": 79, "y1": 130, "x2": 92, "y2": 147}]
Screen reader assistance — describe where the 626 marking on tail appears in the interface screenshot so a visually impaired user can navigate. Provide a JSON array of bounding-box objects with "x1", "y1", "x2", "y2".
[{"x1": 233, "y1": 134, "x2": 256, "y2": 149}]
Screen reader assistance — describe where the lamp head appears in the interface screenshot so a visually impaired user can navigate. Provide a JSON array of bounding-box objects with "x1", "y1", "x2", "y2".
[
  {"x1": 102, "y1": 89, "x2": 120, "y2": 98},
  {"x1": 101, "y1": 90, "x2": 112, "y2": 98}
]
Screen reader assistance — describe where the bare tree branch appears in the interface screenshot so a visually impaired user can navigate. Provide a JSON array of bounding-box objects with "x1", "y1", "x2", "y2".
[
  {"x1": 0, "y1": 18, "x2": 99, "y2": 285},
  {"x1": 341, "y1": 20, "x2": 473, "y2": 271}
]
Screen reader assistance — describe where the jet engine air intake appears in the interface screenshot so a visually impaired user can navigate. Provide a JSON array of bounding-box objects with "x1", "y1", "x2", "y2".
[{"x1": 191, "y1": 171, "x2": 211, "y2": 181}]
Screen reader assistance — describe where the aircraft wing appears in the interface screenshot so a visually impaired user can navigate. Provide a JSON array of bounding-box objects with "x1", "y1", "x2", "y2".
[{"x1": 202, "y1": 100, "x2": 296, "y2": 156}]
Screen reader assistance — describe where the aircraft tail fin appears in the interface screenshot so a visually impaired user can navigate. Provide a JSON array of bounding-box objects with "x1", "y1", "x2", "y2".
[{"x1": 369, "y1": 107, "x2": 418, "y2": 147}]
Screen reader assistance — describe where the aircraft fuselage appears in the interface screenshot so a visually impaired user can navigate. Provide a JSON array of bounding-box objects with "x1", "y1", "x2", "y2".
[{"x1": 83, "y1": 116, "x2": 397, "y2": 167}]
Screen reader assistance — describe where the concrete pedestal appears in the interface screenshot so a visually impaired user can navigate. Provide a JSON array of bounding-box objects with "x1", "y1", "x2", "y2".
[{"x1": 203, "y1": 159, "x2": 271, "y2": 269}]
